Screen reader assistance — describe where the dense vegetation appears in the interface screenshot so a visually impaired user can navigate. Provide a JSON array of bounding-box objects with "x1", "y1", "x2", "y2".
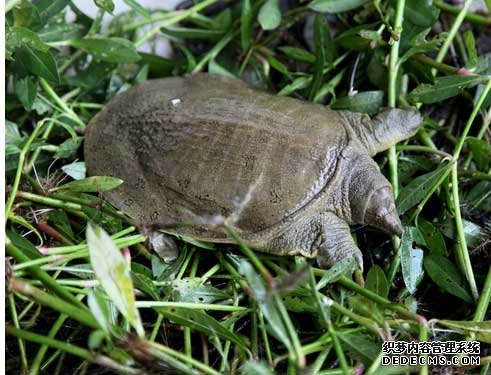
[{"x1": 5, "y1": 0, "x2": 491, "y2": 374}]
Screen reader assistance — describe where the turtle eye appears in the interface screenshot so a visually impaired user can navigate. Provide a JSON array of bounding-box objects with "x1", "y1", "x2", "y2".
[{"x1": 364, "y1": 187, "x2": 403, "y2": 237}]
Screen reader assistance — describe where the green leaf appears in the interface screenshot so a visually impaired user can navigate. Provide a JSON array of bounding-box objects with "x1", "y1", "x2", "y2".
[
  {"x1": 61, "y1": 161, "x2": 86, "y2": 180},
  {"x1": 7, "y1": 26, "x2": 50, "y2": 52},
  {"x1": 69, "y1": 37, "x2": 141, "y2": 64},
  {"x1": 417, "y1": 218, "x2": 446, "y2": 256},
  {"x1": 316, "y1": 257, "x2": 356, "y2": 290},
  {"x1": 87, "y1": 288, "x2": 117, "y2": 333},
  {"x1": 238, "y1": 259, "x2": 292, "y2": 351},
  {"x1": 51, "y1": 176, "x2": 123, "y2": 193},
  {"x1": 365, "y1": 265, "x2": 389, "y2": 298},
  {"x1": 396, "y1": 162, "x2": 451, "y2": 213},
  {"x1": 277, "y1": 76, "x2": 311, "y2": 96},
  {"x1": 94, "y1": 0, "x2": 115, "y2": 14},
  {"x1": 407, "y1": 75, "x2": 486, "y2": 104},
  {"x1": 423, "y1": 255, "x2": 473, "y2": 303},
  {"x1": 440, "y1": 219, "x2": 483, "y2": 249},
  {"x1": 278, "y1": 46, "x2": 316, "y2": 64},
  {"x1": 438, "y1": 320, "x2": 491, "y2": 343},
  {"x1": 54, "y1": 137, "x2": 82, "y2": 159},
  {"x1": 170, "y1": 278, "x2": 229, "y2": 304},
  {"x1": 240, "y1": 0, "x2": 253, "y2": 51},
  {"x1": 398, "y1": 29, "x2": 445, "y2": 66},
  {"x1": 14, "y1": 76, "x2": 37, "y2": 110},
  {"x1": 335, "y1": 23, "x2": 378, "y2": 50},
  {"x1": 465, "y1": 181, "x2": 491, "y2": 212},
  {"x1": 338, "y1": 333, "x2": 379, "y2": 365},
  {"x1": 34, "y1": 0, "x2": 70, "y2": 25},
  {"x1": 15, "y1": 46, "x2": 60, "y2": 83},
  {"x1": 331, "y1": 91, "x2": 384, "y2": 115},
  {"x1": 463, "y1": 30, "x2": 478, "y2": 68},
  {"x1": 404, "y1": 0, "x2": 439, "y2": 28},
  {"x1": 309, "y1": 0, "x2": 369, "y2": 13},
  {"x1": 87, "y1": 223, "x2": 144, "y2": 336},
  {"x1": 123, "y1": 0, "x2": 150, "y2": 18},
  {"x1": 158, "y1": 307, "x2": 248, "y2": 350},
  {"x1": 161, "y1": 27, "x2": 223, "y2": 40},
  {"x1": 37, "y1": 23, "x2": 86, "y2": 43},
  {"x1": 8, "y1": 213, "x2": 44, "y2": 246},
  {"x1": 309, "y1": 14, "x2": 328, "y2": 100},
  {"x1": 467, "y1": 137, "x2": 491, "y2": 171},
  {"x1": 258, "y1": 0, "x2": 281, "y2": 31},
  {"x1": 241, "y1": 361, "x2": 275, "y2": 375},
  {"x1": 400, "y1": 227, "x2": 425, "y2": 294}
]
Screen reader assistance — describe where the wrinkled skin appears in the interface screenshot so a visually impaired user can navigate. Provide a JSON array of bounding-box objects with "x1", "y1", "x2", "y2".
[{"x1": 84, "y1": 73, "x2": 422, "y2": 269}]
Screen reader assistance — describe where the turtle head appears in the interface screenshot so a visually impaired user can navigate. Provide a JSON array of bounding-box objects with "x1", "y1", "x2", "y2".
[{"x1": 363, "y1": 186, "x2": 403, "y2": 237}]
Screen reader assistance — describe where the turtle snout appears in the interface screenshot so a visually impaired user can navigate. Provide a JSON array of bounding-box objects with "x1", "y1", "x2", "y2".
[{"x1": 364, "y1": 186, "x2": 403, "y2": 237}]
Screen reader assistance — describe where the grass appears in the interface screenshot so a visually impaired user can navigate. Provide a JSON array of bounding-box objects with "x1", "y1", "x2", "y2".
[{"x1": 5, "y1": 0, "x2": 491, "y2": 374}]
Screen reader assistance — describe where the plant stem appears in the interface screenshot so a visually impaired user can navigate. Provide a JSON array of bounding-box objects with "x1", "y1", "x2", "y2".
[
  {"x1": 11, "y1": 278, "x2": 99, "y2": 329},
  {"x1": 450, "y1": 78, "x2": 491, "y2": 301},
  {"x1": 411, "y1": 54, "x2": 460, "y2": 75},
  {"x1": 434, "y1": 0, "x2": 491, "y2": 26},
  {"x1": 434, "y1": 0, "x2": 473, "y2": 75},
  {"x1": 469, "y1": 265, "x2": 491, "y2": 340},
  {"x1": 6, "y1": 326, "x2": 140, "y2": 375},
  {"x1": 136, "y1": 301, "x2": 247, "y2": 311},
  {"x1": 39, "y1": 78, "x2": 84, "y2": 127},
  {"x1": 135, "y1": 0, "x2": 218, "y2": 47},
  {"x1": 8, "y1": 294, "x2": 29, "y2": 373}
]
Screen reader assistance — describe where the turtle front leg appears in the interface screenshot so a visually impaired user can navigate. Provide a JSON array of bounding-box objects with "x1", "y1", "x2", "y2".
[{"x1": 316, "y1": 212, "x2": 363, "y2": 270}]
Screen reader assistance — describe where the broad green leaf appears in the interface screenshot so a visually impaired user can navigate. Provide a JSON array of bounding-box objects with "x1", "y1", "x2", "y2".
[
  {"x1": 34, "y1": 0, "x2": 70, "y2": 24},
  {"x1": 170, "y1": 278, "x2": 229, "y2": 304},
  {"x1": 88, "y1": 288, "x2": 117, "y2": 333},
  {"x1": 7, "y1": 230, "x2": 42, "y2": 259},
  {"x1": 131, "y1": 271, "x2": 160, "y2": 300},
  {"x1": 417, "y1": 218, "x2": 446, "y2": 256},
  {"x1": 240, "y1": 0, "x2": 253, "y2": 51},
  {"x1": 309, "y1": 14, "x2": 329, "y2": 100},
  {"x1": 38, "y1": 23, "x2": 86, "y2": 43},
  {"x1": 423, "y1": 255, "x2": 473, "y2": 303},
  {"x1": 438, "y1": 320, "x2": 491, "y2": 343},
  {"x1": 365, "y1": 265, "x2": 389, "y2": 298},
  {"x1": 467, "y1": 137, "x2": 491, "y2": 171},
  {"x1": 338, "y1": 333, "x2": 379, "y2": 365},
  {"x1": 278, "y1": 46, "x2": 315, "y2": 64},
  {"x1": 258, "y1": 0, "x2": 281, "y2": 31},
  {"x1": 87, "y1": 223, "x2": 144, "y2": 336},
  {"x1": 331, "y1": 91, "x2": 384, "y2": 115},
  {"x1": 398, "y1": 28, "x2": 445, "y2": 66},
  {"x1": 335, "y1": 23, "x2": 379, "y2": 50},
  {"x1": 407, "y1": 75, "x2": 486, "y2": 104},
  {"x1": 465, "y1": 181, "x2": 491, "y2": 212},
  {"x1": 400, "y1": 227, "x2": 425, "y2": 294},
  {"x1": 277, "y1": 76, "x2": 311, "y2": 96},
  {"x1": 139, "y1": 52, "x2": 177, "y2": 77},
  {"x1": 396, "y1": 162, "x2": 451, "y2": 213},
  {"x1": 69, "y1": 37, "x2": 141, "y2": 64},
  {"x1": 158, "y1": 307, "x2": 248, "y2": 350},
  {"x1": 94, "y1": 0, "x2": 114, "y2": 13},
  {"x1": 51, "y1": 176, "x2": 123, "y2": 193},
  {"x1": 54, "y1": 138, "x2": 82, "y2": 159},
  {"x1": 241, "y1": 361, "x2": 275, "y2": 375},
  {"x1": 309, "y1": 0, "x2": 369, "y2": 13},
  {"x1": 7, "y1": 26, "x2": 50, "y2": 52},
  {"x1": 61, "y1": 161, "x2": 86, "y2": 180},
  {"x1": 15, "y1": 46, "x2": 60, "y2": 83},
  {"x1": 316, "y1": 257, "x2": 356, "y2": 290},
  {"x1": 440, "y1": 219, "x2": 483, "y2": 249},
  {"x1": 14, "y1": 76, "x2": 37, "y2": 110},
  {"x1": 208, "y1": 59, "x2": 236, "y2": 78},
  {"x1": 404, "y1": 0, "x2": 439, "y2": 28}
]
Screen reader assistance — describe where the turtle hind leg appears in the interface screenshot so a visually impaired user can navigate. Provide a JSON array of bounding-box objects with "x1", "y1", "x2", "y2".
[{"x1": 316, "y1": 212, "x2": 364, "y2": 270}]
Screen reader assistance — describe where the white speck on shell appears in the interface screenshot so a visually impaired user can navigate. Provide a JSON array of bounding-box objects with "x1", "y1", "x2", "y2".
[{"x1": 170, "y1": 98, "x2": 182, "y2": 106}]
